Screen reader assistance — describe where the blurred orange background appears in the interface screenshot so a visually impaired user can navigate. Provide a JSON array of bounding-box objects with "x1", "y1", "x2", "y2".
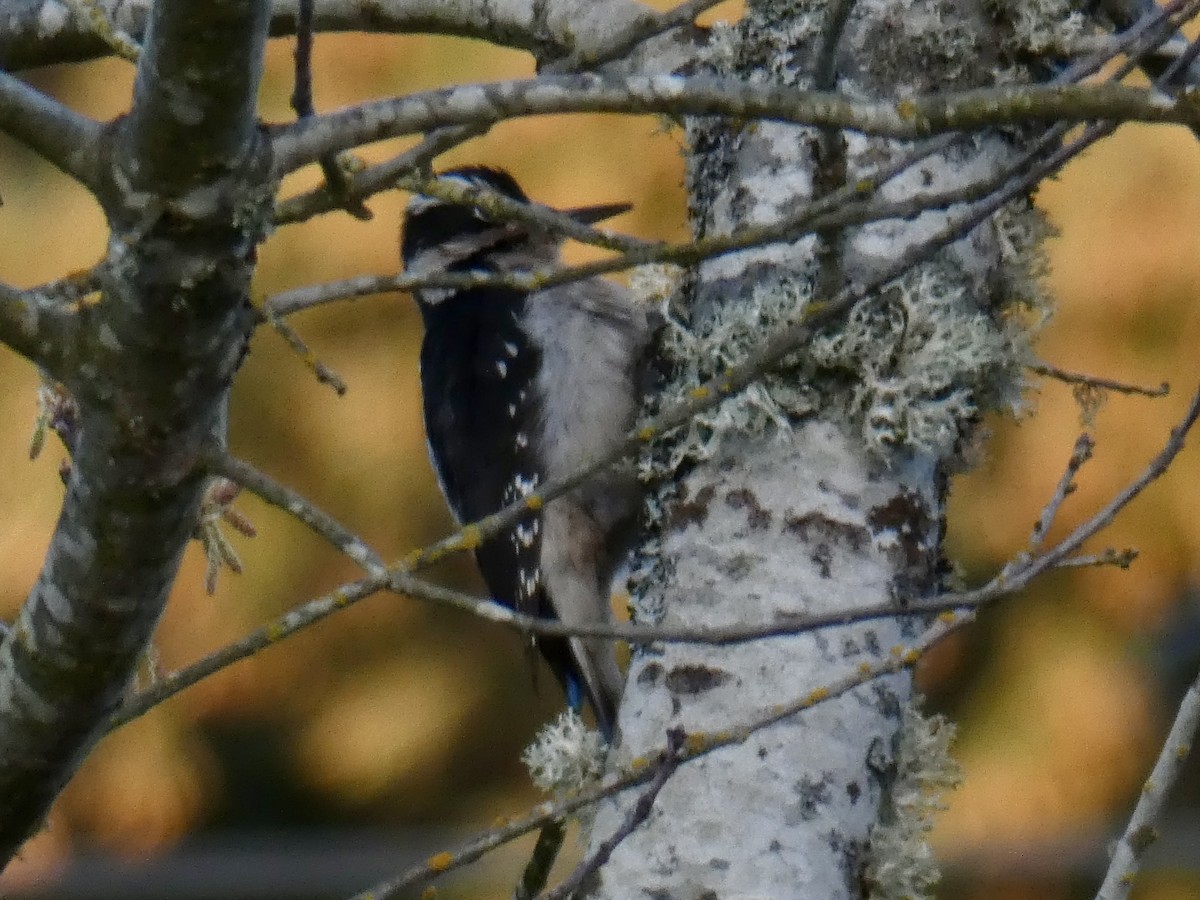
[{"x1": 1, "y1": 2, "x2": 1199, "y2": 897}]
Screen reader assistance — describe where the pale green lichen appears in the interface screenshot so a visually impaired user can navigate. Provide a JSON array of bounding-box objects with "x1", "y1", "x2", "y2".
[
  {"x1": 808, "y1": 249, "x2": 1036, "y2": 459},
  {"x1": 521, "y1": 710, "x2": 607, "y2": 796},
  {"x1": 987, "y1": 0, "x2": 1089, "y2": 57},
  {"x1": 645, "y1": 209, "x2": 1046, "y2": 469},
  {"x1": 646, "y1": 267, "x2": 819, "y2": 475},
  {"x1": 991, "y1": 199, "x2": 1057, "y2": 313},
  {"x1": 865, "y1": 704, "x2": 962, "y2": 900},
  {"x1": 698, "y1": 0, "x2": 822, "y2": 84}
]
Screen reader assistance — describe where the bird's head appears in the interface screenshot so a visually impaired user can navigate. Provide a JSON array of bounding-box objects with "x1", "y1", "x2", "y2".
[{"x1": 400, "y1": 166, "x2": 629, "y2": 305}]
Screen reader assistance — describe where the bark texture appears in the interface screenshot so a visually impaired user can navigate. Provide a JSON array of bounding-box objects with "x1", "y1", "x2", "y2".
[
  {"x1": 588, "y1": 0, "x2": 1036, "y2": 895},
  {"x1": 0, "y1": 0, "x2": 271, "y2": 863},
  {"x1": 0, "y1": 0, "x2": 680, "y2": 70}
]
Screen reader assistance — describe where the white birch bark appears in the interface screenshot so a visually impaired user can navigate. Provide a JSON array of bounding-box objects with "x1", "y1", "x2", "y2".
[{"x1": 587, "y1": 0, "x2": 1046, "y2": 895}]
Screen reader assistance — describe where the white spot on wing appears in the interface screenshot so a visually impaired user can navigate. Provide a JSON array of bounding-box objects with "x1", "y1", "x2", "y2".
[
  {"x1": 512, "y1": 473, "x2": 539, "y2": 496},
  {"x1": 518, "y1": 568, "x2": 541, "y2": 599},
  {"x1": 496, "y1": 360, "x2": 508, "y2": 378},
  {"x1": 515, "y1": 521, "x2": 539, "y2": 547}
]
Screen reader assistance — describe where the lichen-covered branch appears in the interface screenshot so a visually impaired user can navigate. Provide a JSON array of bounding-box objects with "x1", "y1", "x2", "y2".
[{"x1": 0, "y1": 0, "x2": 272, "y2": 867}]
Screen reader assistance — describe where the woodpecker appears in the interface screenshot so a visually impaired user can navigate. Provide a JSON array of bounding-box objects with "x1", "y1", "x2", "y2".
[{"x1": 401, "y1": 167, "x2": 652, "y2": 739}]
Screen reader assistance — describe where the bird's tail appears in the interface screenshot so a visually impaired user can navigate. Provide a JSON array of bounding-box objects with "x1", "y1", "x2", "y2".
[
  {"x1": 567, "y1": 636, "x2": 623, "y2": 741},
  {"x1": 539, "y1": 500, "x2": 626, "y2": 741}
]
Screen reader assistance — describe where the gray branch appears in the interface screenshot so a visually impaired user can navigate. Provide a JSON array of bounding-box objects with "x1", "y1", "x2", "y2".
[
  {"x1": 0, "y1": 0, "x2": 272, "y2": 866},
  {"x1": 0, "y1": 0, "x2": 684, "y2": 70},
  {"x1": 270, "y1": 76, "x2": 1193, "y2": 175},
  {"x1": 0, "y1": 282, "x2": 82, "y2": 378},
  {"x1": 0, "y1": 70, "x2": 102, "y2": 190}
]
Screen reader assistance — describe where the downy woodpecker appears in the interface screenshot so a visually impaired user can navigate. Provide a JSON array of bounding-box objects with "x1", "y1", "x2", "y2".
[{"x1": 401, "y1": 167, "x2": 652, "y2": 739}]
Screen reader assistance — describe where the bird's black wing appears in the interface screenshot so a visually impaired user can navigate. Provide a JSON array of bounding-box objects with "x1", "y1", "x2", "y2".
[
  {"x1": 420, "y1": 285, "x2": 612, "y2": 734},
  {"x1": 420, "y1": 288, "x2": 544, "y2": 619}
]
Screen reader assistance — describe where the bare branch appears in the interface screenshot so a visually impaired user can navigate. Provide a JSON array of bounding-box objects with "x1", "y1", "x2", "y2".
[
  {"x1": 0, "y1": 281, "x2": 82, "y2": 379},
  {"x1": 349, "y1": 623, "x2": 944, "y2": 900},
  {"x1": 261, "y1": 309, "x2": 348, "y2": 394},
  {"x1": 210, "y1": 454, "x2": 385, "y2": 574},
  {"x1": 0, "y1": 0, "x2": 273, "y2": 865},
  {"x1": 0, "y1": 0, "x2": 681, "y2": 71},
  {"x1": 107, "y1": 576, "x2": 386, "y2": 733},
  {"x1": 540, "y1": 729, "x2": 685, "y2": 900},
  {"x1": 1028, "y1": 434, "x2": 1094, "y2": 555},
  {"x1": 272, "y1": 0, "x2": 717, "y2": 225},
  {"x1": 0, "y1": 70, "x2": 103, "y2": 191},
  {"x1": 1051, "y1": 549, "x2": 1139, "y2": 569},
  {"x1": 1095, "y1": 667, "x2": 1200, "y2": 899},
  {"x1": 271, "y1": 78, "x2": 1198, "y2": 176},
  {"x1": 1030, "y1": 360, "x2": 1170, "y2": 397}
]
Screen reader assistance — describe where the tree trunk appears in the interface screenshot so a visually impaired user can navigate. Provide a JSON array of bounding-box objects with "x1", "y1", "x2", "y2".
[{"x1": 588, "y1": 0, "x2": 1040, "y2": 895}]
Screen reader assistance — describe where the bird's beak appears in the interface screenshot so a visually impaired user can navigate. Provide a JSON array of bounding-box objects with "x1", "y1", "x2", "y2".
[{"x1": 564, "y1": 202, "x2": 633, "y2": 224}]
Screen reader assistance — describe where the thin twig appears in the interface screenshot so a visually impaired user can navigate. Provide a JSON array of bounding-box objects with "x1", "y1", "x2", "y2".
[
  {"x1": 273, "y1": 0, "x2": 724, "y2": 226},
  {"x1": 261, "y1": 309, "x2": 347, "y2": 395},
  {"x1": 1028, "y1": 434, "x2": 1094, "y2": 555},
  {"x1": 289, "y1": 0, "x2": 371, "y2": 220},
  {"x1": 210, "y1": 454, "x2": 386, "y2": 575},
  {"x1": 1030, "y1": 361, "x2": 1169, "y2": 398},
  {"x1": 1051, "y1": 549, "x2": 1138, "y2": 569},
  {"x1": 1094, "y1": 668, "x2": 1200, "y2": 899},
  {"x1": 540, "y1": 728, "x2": 686, "y2": 900},
  {"x1": 393, "y1": 171, "x2": 644, "y2": 252}
]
